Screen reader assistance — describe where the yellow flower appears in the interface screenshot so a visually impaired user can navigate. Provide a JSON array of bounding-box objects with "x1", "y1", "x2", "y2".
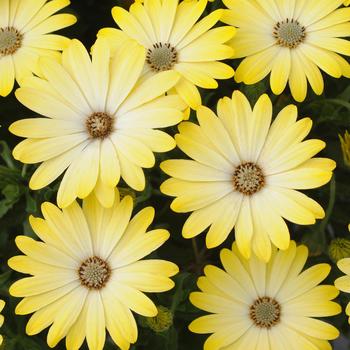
[
  {"x1": 10, "y1": 38, "x2": 185, "y2": 208},
  {"x1": 335, "y1": 225, "x2": 350, "y2": 323},
  {"x1": 161, "y1": 91, "x2": 335, "y2": 262},
  {"x1": 222, "y1": 0, "x2": 350, "y2": 102},
  {"x1": 8, "y1": 191, "x2": 178, "y2": 350},
  {"x1": 189, "y1": 241, "x2": 341, "y2": 350},
  {"x1": 339, "y1": 130, "x2": 350, "y2": 167},
  {"x1": 0, "y1": 0, "x2": 76, "y2": 97},
  {"x1": 97, "y1": 0, "x2": 235, "y2": 109},
  {"x1": 0, "y1": 300, "x2": 4, "y2": 346}
]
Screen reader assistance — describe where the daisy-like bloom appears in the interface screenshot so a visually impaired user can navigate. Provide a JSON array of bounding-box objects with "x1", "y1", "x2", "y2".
[
  {"x1": 222, "y1": 0, "x2": 350, "y2": 102},
  {"x1": 97, "y1": 0, "x2": 235, "y2": 109},
  {"x1": 0, "y1": 300, "x2": 4, "y2": 346},
  {"x1": 10, "y1": 38, "x2": 185, "y2": 208},
  {"x1": 160, "y1": 91, "x2": 335, "y2": 261},
  {"x1": 0, "y1": 0, "x2": 76, "y2": 97},
  {"x1": 189, "y1": 241, "x2": 341, "y2": 350},
  {"x1": 8, "y1": 191, "x2": 178, "y2": 350},
  {"x1": 335, "y1": 224, "x2": 350, "y2": 323}
]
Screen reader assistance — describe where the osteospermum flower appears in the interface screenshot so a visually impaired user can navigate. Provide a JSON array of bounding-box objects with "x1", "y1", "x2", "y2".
[
  {"x1": 10, "y1": 38, "x2": 185, "y2": 208},
  {"x1": 189, "y1": 241, "x2": 341, "y2": 350},
  {"x1": 0, "y1": 0, "x2": 76, "y2": 97},
  {"x1": 0, "y1": 300, "x2": 4, "y2": 346},
  {"x1": 222, "y1": 0, "x2": 350, "y2": 102},
  {"x1": 97, "y1": 0, "x2": 235, "y2": 109},
  {"x1": 161, "y1": 91, "x2": 335, "y2": 261},
  {"x1": 335, "y1": 224, "x2": 350, "y2": 323},
  {"x1": 8, "y1": 192, "x2": 178, "y2": 350}
]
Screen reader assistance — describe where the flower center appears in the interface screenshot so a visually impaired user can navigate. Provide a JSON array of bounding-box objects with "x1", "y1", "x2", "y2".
[
  {"x1": 233, "y1": 162, "x2": 265, "y2": 195},
  {"x1": 146, "y1": 42, "x2": 178, "y2": 72},
  {"x1": 86, "y1": 112, "x2": 113, "y2": 138},
  {"x1": 78, "y1": 256, "x2": 111, "y2": 290},
  {"x1": 250, "y1": 297, "x2": 281, "y2": 328},
  {"x1": 0, "y1": 27, "x2": 23, "y2": 56},
  {"x1": 273, "y1": 19, "x2": 306, "y2": 48}
]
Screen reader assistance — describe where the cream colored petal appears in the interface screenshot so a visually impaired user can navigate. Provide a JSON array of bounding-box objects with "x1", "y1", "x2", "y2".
[
  {"x1": 47, "y1": 287, "x2": 88, "y2": 348},
  {"x1": 15, "y1": 85, "x2": 84, "y2": 120},
  {"x1": 85, "y1": 292, "x2": 106, "y2": 350},
  {"x1": 121, "y1": 129, "x2": 176, "y2": 153},
  {"x1": 22, "y1": 0, "x2": 73, "y2": 32},
  {"x1": 205, "y1": 192, "x2": 243, "y2": 249},
  {"x1": 106, "y1": 40, "x2": 145, "y2": 115},
  {"x1": 182, "y1": 195, "x2": 232, "y2": 239},
  {"x1": 110, "y1": 280, "x2": 158, "y2": 317},
  {"x1": 196, "y1": 106, "x2": 240, "y2": 165},
  {"x1": 117, "y1": 150, "x2": 145, "y2": 191},
  {"x1": 234, "y1": 196, "x2": 254, "y2": 260},
  {"x1": 174, "y1": 77, "x2": 201, "y2": 109},
  {"x1": 110, "y1": 229, "x2": 169, "y2": 269},
  {"x1": 61, "y1": 39, "x2": 96, "y2": 109},
  {"x1": 169, "y1": 0, "x2": 207, "y2": 46},
  {"x1": 117, "y1": 70, "x2": 180, "y2": 115},
  {"x1": 177, "y1": 9, "x2": 223, "y2": 50},
  {"x1": 112, "y1": 6, "x2": 153, "y2": 47},
  {"x1": 265, "y1": 241, "x2": 297, "y2": 297},
  {"x1": 111, "y1": 134, "x2": 154, "y2": 168},
  {"x1": 101, "y1": 284, "x2": 137, "y2": 345},
  {"x1": 0, "y1": 0, "x2": 9, "y2": 27},
  {"x1": 204, "y1": 265, "x2": 251, "y2": 305},
  {"x1": 161, "y1": 159, "x2": 231, "y2": 182},
  {"x1": 279, "y1": 263, "x2": 331, "y2": 301},
  {"x1": 0, "y1": 56, "x2": 15, "y2": 97},
  {"x1": 15, "y1": 282, "x2": 80, "y2": 315}
]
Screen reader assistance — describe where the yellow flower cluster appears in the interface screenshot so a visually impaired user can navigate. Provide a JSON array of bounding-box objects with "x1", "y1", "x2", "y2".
[{"x1": 0, "y1": 0, "x2": 349, "y2": 349}]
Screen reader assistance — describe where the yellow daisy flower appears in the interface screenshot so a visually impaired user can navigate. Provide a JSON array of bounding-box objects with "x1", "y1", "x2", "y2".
[
  {"x1": 8, "y1": 191, "x2": 178, "y2": 350},
  {"x1": 161, "y1": 91, "x2": 335, "y2": 262},
  {"x1": 189, "y1": 241, "x2": 341, "y2": 350},
  {"x1": 97, "y1": 0, "x2": 235, "y2": 109},
  {"x1": 222, "y1": 0, "x2": 350, "y2": 102},
  {"x1": 0, "y1": 0, "x2": 76, "y2": 97},
  {"x1": 0, "y1": 300, "x2": 4, "y2": 346},
  {"x1": 334, "y1": 224, "x2": 350, "y2": 323},
  {"x1": 10, "y1": 38, "x2": 185, "y2": 208}
]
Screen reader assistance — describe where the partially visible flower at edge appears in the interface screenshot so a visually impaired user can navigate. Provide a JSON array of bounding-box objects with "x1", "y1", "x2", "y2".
[
  {"x1": 222, "y1": 0, "x2": 350, "y2": 102},
  {"x1": 0, "y1": 0, "x2": 76, "y2": 97},
  {"x1": 0, "y1": 300, "x2": 4, "y2": 346},
  {"x1": 335, "y1": 225, "x2": 350, "y2": 324},
  {"x1": 189, "y1": 241, "x2": 340, "y2": 349}
]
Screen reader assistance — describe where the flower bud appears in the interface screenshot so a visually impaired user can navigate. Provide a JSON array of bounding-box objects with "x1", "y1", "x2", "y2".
[
  {"x1": 146, "y1": 305, "x2": 173, "y2": 333},
  {"x1": 339, "y1": 131, "x2": 350, "y2": 167},
  {"x1": 329, "y1": 237, "x2": 350, "y2": 263}
]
